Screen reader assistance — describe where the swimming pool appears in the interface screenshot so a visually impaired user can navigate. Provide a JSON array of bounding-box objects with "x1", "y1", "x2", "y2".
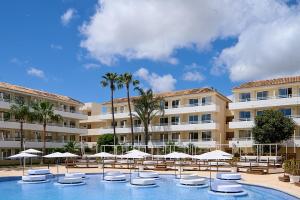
[{"x1": 0, "y1": 174, "x2": 298, "y2": 200}]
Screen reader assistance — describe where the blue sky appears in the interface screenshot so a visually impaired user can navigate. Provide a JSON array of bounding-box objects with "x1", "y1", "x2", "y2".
[{"x1": 1, "y1": 0, "x2": 299, "y2": 103}]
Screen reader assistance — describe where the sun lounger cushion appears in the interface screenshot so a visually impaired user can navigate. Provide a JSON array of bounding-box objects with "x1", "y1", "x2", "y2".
[
  {"x1": 177, "y1": 174, "x2": 199, "y2": 179},
  {"x1": 143, "y1": 161, "x2": 157, "y2": 165},
  {"x1": 22, "y1": 175, "x2": 46, "y2": 182},
  {"x1": 139, "y1": 172, "x2": 159, "y2": 178},
  {"x1": 65, "y1": 173, "x2": 86, "y2": 178},
  {"x1": 58, "y1": 177, "x2": 83, "y2": 184},
  {"x1": 131, "y1": 178, "x2": 156, "y2": 186},
  {"x1": 216, "y1": 173, "x2": 241, "y2": 180},
  {"x1": 103, "y1": 160, "x2": 115, "y2": 164},
  {"x1": 180, "y1": 178, "x2": 206, "y2": 186},
  {"x1": 28, "y1": 169, "x2": 50, "y2": 175},
  {"x1": 105, "y1": 171, "x2": 123, "y2": 176},
  {"x1": 104, "y1": 175, "x2": 126, "y2": 181},
  {"x1": 211, "y1": 180, "x2": 243, "y2": 193},
  {"x1": 118, "y1": 160, "x2": 134, "y2": 164}
]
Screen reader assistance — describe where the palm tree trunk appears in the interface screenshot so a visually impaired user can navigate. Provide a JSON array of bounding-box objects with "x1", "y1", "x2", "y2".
[
  {"x1": 20, "y1": 121, "x2": 24, "y2": 151},
  {"x1": 126, "y1": 85, "x2": 134, "y2": 146},
  {"x1": 144, "y1": 123, "x2": 149, "y2": 153},
  {"x1": 111, "y1": 86, "x2": 116, "y2": 146},
  {"x1": 43, "y1": 123, "x2": 46, "y2": 155}
]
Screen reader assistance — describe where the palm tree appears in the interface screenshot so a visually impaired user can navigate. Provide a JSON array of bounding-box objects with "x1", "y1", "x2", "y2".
[
  {"x1": 64, "y1": 141, "x2": 79, "y2": 153},
  {"x1": 101, "y1": 72, "x2": 119, "y2": 146},
  {"x1": 117, "y1": 73, "x2": 139, "y2": 146},
  {"x1": 132, "y1": 88, "x2": 164, "y2": 152},
  {"x1": 31, "y1": 101, "x2": 62, "y2": 156},
  {"x1": 9, "y1": 99, "x2": 32, "y2": 151}
]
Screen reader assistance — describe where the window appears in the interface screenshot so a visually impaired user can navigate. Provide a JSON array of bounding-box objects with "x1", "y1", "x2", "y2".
[
  {"x1": 172, "y1": 132, "x2": 180, "y2": 141},
  {"x1": 70, "y1": 121, "x2": 76, "y2": 128},
  {"x1": 120, "y1": 120, "x2": 127, "y2": 127},
  {"x1": 189, "y1": 115, "x2": 199, "y2": 124},
  {"x1": 87, "y1": 124, "x2": 91, "y2": 129},
  {"x1": 279, "y1": 88, "x2": 292, "y2": 98},
  {"x1": 87, "y1": 111, "x2": 91, "y2": 116},
  {"x1": 160, "y1": 133, "x2": 168, "y2": 141},
  {"x1": 134, "y1": 119, "x2": 141, "y2": 127},
  {"x1": 70, "y1": 106, "x2": 76, "y2": 113},
  {"x1": 70, "y1": 135, "x2": 76, "y2": 141},
  {"x1": 120, "y1": 106, "x2": 125, "y2": 113},
  {"x1": 189, "y1": 99, "x2": 198, "y2": 106},
  {"x1": 238, "y1": 130, "x2": 251, "y2": 139},
  {"x1": 14, "y1": 96, "x2": 25, "y2": 104},
  {"x1": 111, "y1": 121, "x2": 117, "y2": 127},
  {"x1": 256, "y1": 110, "x2": 264, "y2": 116},
  {"x1": 1, "y1": 92, "x2": 10, "y2": 102},
  {"x1": 239, "y1": 93, "x2": 251, "y2": 102},
  {"x1": 257, "y1": 91, "x2": 268, "y2": 100},
  {"x1": 171, "y1": 116, "x2": 179, "y2": 125},
  {"x1": 201, "y1": 114, "x2": 211, "y2": 123},
  {"x1": 201, "y1": 131, "x2": 212, "y2": 141},
  {"x1": 172, "y1": 100, "x2": 180, "y2": 108},
  {"x1": 113, "y1": 107, "x2": 118, "y2": 113},
  {"x1": 160, "y1": 117, "x2": 168, "y2": 126},
  {"x1": 226, "y1": 132, "x2": 234, "y2": 140},
  {"x1": 161, "y1": 101, "x2": 168, "y2": 109},
  {"x1": 279, "y1": 108, "x2": 292, "y2": 117},
  {"x1": 3, "y1": 112, "x2": 10, "y2": 121},
  {"x1": 120, "y1": 136, "x2": 126, "y2": 143},
  {"x1": 189, "y1": 132, "x2": 198, "y2": 140},
  {"x1": 135, "y1": 134, "x2": 142, "y2": 142},
  {"x1": 202, "y1": 96, "x2": 212, "y2": 105},
  {"x1": 239, "y1": 111, "x2": 251, "y2": 121}
]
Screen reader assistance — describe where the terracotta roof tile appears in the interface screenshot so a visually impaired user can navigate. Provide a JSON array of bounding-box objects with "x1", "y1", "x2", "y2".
[
  {"x1": 234, "y1": 76, "x2": 300, "y2": 90},
  {"x1": 0, "y1": 82, "x2": 82, "y2": 105},
  {"x1": 103, "y1": 87, "x2": 226, "y2": 104}
]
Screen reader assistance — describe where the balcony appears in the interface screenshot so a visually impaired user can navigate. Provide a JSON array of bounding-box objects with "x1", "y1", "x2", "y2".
[
  {"x1": 229, "y1": 119, "x2": 255, "y2": 129},
  {"x1": 89, "y1": 103, "x2": 219, "y2": 121},
  {"x1": 87, "y1": 120, "x2": 218, "y2": 135},
  {"x1": 0, "y1": 119, "x2": 87, "y2": 134},
  {"x1": 229, "y1": 95, "x2": 300, "y2": 110},
  {"x1": 0, "y1": 138, "x2": 68, "y2": 148},
  {"x1": 229, "y1": 137, "x2": 254, "y2": 147},
  {"x1": 0, "y1": 98, "x2": 87, "y2": 120}
]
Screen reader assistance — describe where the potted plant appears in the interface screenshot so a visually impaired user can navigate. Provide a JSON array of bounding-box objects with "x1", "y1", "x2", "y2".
[
  {"x1": 289, "y1": 160, "x2": 300, "y2": 184},
  {"x1": 279, "y1": 160, "x2": 290, "y2": 182}
]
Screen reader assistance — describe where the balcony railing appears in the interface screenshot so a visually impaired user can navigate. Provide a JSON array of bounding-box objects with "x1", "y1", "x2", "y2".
[
  {"x1": 0, "y1": 98, "x2": 82, "y2": 114},
  {"x1": 0, "y1": 137, "x2": 68, "y2": 143},
  {"x1": 102, "y1": 120, "x2": 215, "y2": 129},
  {"x1": 231, "y1": 137, "x2": 253, "y2": 141},
  {"x1": 234, "y1": 94, "x2": 300, "y2": 103},
  {"x1": 103, "y1": 102, "x2": 214, "y2": 115}
]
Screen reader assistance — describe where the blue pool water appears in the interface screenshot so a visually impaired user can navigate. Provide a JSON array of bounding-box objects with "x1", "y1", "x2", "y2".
[{"x1": 0, "y1": 174, "x2": 298, "y2": 200}]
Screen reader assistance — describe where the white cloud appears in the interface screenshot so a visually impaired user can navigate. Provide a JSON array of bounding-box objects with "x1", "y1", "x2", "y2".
[
  {"x1": 61, "y1": 8, "x2": 76, "y2": 26},
  {"x1": 50, "y1": 44, "x2": 63, "y2": 50},
  {"x1": 134, "y1": 68, "x2": 176, "y2": 92},
  {"x1": 84, "y1": 63, "x2": 101, "y2": 69},
  {"x1": 80, "y1": 0, "x2": 290, "y2": 66},
  {"x1": 215, "y1": 11, "x2": 300, "y2": 81},
  {"x1": 27, "y1": 67, "x2": 45, "y2": 79},
  {"x1": 182, "y1": 71, "x2": 204, "y2": 82}
]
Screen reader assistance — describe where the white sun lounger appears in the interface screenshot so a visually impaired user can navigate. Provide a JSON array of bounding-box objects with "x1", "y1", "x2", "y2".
[
  {"x1": 177, "y1": 174, "x2": 199, "y2": 179},
  {"x1": 28, "y1": 169, "x2": 51, "y2": 175},
  {"x1": 58, "y1": 177, "x2": 83, "y2": 184},
  {"x1": 131, "y1": 178, "x2": 156, "y2": 186},
  {"x1": 65, "y1": 173, "x2": 86, "y2": 179},
  {"x1": 180, "y1": 178, "x2": 206, "y2": 186},
  {"x1": 104, "y1": 175, "x2": 127, "y2": 181},
  {"x1": 211, "y1": 180, "x2": 243, "y2": 193},
  {"x1": 216, "y1": 173, "x2": 241, "y2": 180},
  {"x1": 22, "y1": 175, "x2": 47, "y2": 182},
  {"x1": 139, "y1": 171, "x2": 159, "y2": 178}
]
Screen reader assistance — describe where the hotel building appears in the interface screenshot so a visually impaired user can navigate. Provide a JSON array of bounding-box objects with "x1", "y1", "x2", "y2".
[
  {"x1": 79, "y1": 88, "x2": 231, "y2": 151},
  {"x1": 228, "y1": 76, "x2": 300, "y2": 157},
  {"x1": 0, "y1": 82, "x2": 87, "y2": 159}
]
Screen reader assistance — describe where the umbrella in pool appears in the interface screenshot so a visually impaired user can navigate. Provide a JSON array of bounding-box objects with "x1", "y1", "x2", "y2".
[
  {"x1": 22, "y1": 149, "x2": 42, "y2": 168},
  {"x1": 9, "y1": 153, "x2": 38, "y2": 175},
  {"x1": 44, "y1": 152, "x2": 64, "y2": 175},
  {"x1": 165, "y1": 152, "x2": 192, "y2": 178},
  {"x1": 61, "y1": 152, "x2": 79, "y2": 173},
  {"x1": 119, "y1": 152, "x2": 147, "y2": 184},
  {"x1": 88, "y1": 152, "x2": 115, "y2": 180},
  {"x1": 193, "y1": 150, "x2": 233, "y2": 190}
]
